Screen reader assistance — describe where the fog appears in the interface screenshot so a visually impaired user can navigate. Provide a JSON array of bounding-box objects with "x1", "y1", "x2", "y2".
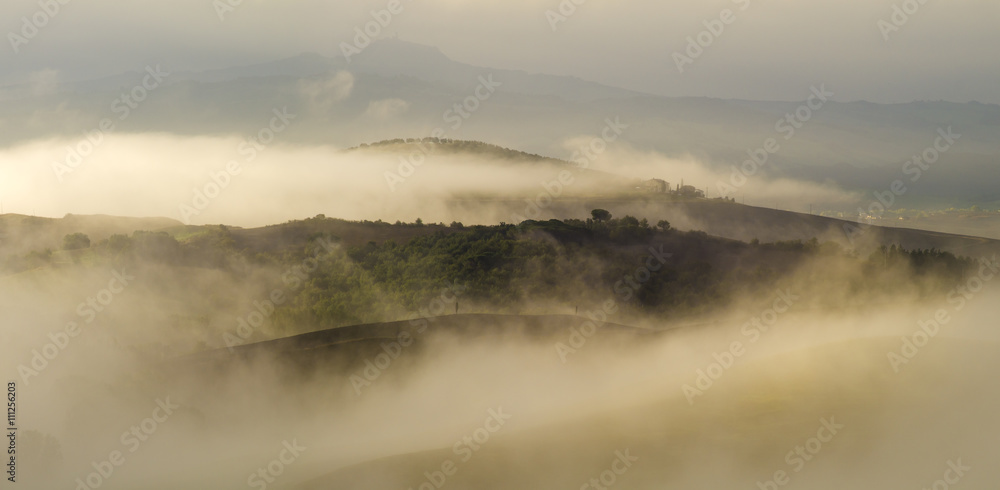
[
  {"x1": 0, "y1": 134, "x2": 856, "y2": 227},
  {"x1": 2, "y1": 243, "x2": 999, "y2": 489},
  {"x1": 2, "y1": 1, "x2": 997, "y2": 487}
]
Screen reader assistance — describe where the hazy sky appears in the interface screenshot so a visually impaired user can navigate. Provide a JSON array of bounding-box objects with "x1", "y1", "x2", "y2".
[{"x1": 2, "y1": 0, "x2": 998, "y2": 102}]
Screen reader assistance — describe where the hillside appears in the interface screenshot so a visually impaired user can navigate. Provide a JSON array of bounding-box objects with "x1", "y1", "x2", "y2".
[
  {"x1": 2, "y1": 213, "x2": 981, "y2": 355},
  {"x1": 179, "y1": 313, "x2": 654, "y2": 374},
  {"x1": 351, "y1": 138, "x2": 573, "y2": 167},
  {"x1": 431, "y1": 197, "x2": 1000, "y2": 259},
  {"x1": 289, "y1": 337, "x2": 1000, "y2": 490},
  {"x1": 5, "y1": 196, "x2": 997, "y2": 280},
  {"x1": 0, "y1": 213, "x2": 184, "y2": 256}
]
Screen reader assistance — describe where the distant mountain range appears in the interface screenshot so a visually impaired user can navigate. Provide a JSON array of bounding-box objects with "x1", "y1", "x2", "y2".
[{"x1": 3, "y1": 39, "x2": 999, "y2": 208}]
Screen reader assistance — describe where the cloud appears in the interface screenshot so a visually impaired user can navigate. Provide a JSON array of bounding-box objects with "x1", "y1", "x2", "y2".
[
  {"x1": 0, "y1": 69, "x2": 60, "y2": 101},
  {"x1": 0, "y1": 134, "x2": 597, "y2": 226},
  {"x1": 559, "y1": 137, "x2": 859, "y2": 209},
  {"x1": 363, "y1": 98, "x2": 411, "y2": 120},
  {"x1": 298, "y1": 71, "x2": 354, "y2": 113}
]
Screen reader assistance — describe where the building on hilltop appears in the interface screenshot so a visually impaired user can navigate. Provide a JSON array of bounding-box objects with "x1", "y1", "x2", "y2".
[{"x1": 642, "y1": 179, "x2": 669, "y2": 193}]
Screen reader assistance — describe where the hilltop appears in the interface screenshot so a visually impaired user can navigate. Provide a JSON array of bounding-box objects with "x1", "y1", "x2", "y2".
[{"x1": 350, "y1": 138, "x2": 570, "y2": 166}]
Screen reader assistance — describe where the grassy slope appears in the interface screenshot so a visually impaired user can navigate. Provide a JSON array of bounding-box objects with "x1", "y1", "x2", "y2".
[{"x1": 516, "y1": 198, "x2": 1000, "y2": 258}]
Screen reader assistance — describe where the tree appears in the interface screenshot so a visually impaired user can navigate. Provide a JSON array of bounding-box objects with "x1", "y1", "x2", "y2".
[
  {"x1": 62, "y1": 233, "x2": 90, "y2": 250},
  {"x1": 657, "y1": 220, "x2": 672, "y2": 231},
  {"x1": 591, "y1": 209, "x2": 612, "y2": 222}
]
